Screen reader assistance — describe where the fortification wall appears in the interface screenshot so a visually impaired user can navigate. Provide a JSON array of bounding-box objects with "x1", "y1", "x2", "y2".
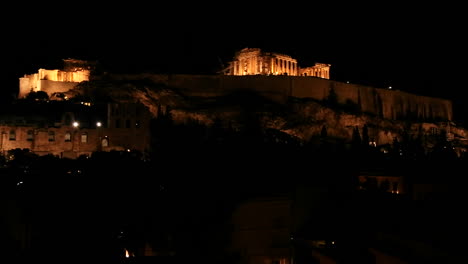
[
  {"x1": 19, "y1": 77, "x2": 34, "y2": 98},
  {"x1": 18, "y1": 69, "x2": 90, "y2": 98},
  {"x1": 219, "y1": 75, "x2": 290, "y2": 102},
  {"x1": 159, "y1": 75, "x2": 452, "y2": 121},
  {"x1": 95, "y1": 74, "x2": 453, "y2": 121},
  {"x1": 39, "y1": 80, "x2": 79, "y2": 96}
]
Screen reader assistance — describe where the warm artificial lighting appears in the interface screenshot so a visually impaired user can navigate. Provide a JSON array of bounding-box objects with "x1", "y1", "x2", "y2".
[
  {"x1": 96, "y1": 122, "x2": 102, "y2": 127},
  {"x1": 73, "y1": 121, "x2": 79, "y2": 128},
  {"x1": 124, "y1": 248, "x2": 134, "y2": 258}
]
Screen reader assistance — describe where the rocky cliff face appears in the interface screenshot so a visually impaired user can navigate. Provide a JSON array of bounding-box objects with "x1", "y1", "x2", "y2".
[{"x1": 70, "y1": 78, "x2": 468, "y2": 155}]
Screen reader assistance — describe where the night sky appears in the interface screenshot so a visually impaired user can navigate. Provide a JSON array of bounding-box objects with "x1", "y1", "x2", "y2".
[{"x1": 2, "y1": 4, "x2": 466, "y2": 119}]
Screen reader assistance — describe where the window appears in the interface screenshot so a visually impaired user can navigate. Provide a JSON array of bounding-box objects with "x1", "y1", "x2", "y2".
[
  {"x1": 65, "y1": 132, "x2": 71, "y2": 142},
  {"x1": 81, "y1": 133, "x2": 88, "y2": 143},
  {"x1": 431, "y1": 127, "x2": 438, "y2": 135},
  {"x1": 115, "y1": 119, "x2": 121, "y2": 128},
  {"x1": 9, "y1": 130, "x2": 16, "y2": 141},
  {"x1": 48, "y1": 131, "x2": 55, "y2": 142},
  {"x1": 125, "y1": 119, "x2": 131, "y2": 128},
  {"x1": 27, "y1": 130, "x2": 33, "y2": 141},
  {"x1": 101, "y1": 137, "x2": 109, "y2": 147}
]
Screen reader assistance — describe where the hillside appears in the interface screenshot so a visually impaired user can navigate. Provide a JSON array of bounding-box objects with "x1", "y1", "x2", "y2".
[{"x1": 68, "y1": 77, "x2": 468, "y2": 157}]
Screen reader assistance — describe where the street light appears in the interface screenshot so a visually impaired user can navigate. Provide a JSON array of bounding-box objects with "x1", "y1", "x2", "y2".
[
  {"x1": 72, "y1": 121, "x2": 80, "y2": 156},
  {"x1": 96, "y1": 121, "x2": 102, "y2": 151}
]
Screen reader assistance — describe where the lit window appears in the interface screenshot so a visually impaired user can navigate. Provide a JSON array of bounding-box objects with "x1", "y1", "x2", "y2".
[
  {"x1": 27, "y1": 130, "x2": 33, "y2": 141},
  {"x1": 65, "y1": 132, "x2": 71, "y2": 142},
  {"x1": 101, "y1": 137, "x2": 109, "y2": 147},
  {"x1": 9, "y1": 130, "x2": 16, "y2": 141},
  {"x1": 81, "y1": 133, "x2": 88, "y2": 143}
]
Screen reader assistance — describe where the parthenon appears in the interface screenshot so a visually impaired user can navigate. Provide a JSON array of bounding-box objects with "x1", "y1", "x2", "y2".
[{"x1": 224, "y1": 48, "x2": 330, "y2": 79}]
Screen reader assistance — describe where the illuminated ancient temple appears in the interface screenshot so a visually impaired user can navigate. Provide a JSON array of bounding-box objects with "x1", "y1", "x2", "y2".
[
  {"x1": 18, "y1": 59, "x2": 95, "y2": 98},
  {"x1": 224, "y1": 48, "x2": 330, "y2": 79}
]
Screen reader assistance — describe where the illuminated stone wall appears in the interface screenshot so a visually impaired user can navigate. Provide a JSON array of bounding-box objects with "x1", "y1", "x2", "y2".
[
  {"x1": 19, "y1": 68, "x2": 90, "y2": 98},
  {"x1": 0, "y1": 125, "x2": 150, "y2": 158},
  {"x1": 38, "y1": 80, "x2": 80, "y2": 96},
  {"x1": 0, "y1": 125, "x2": 98, "y2": 158},
  {"x1": 225, "y1": 48, "x2": 330, "y2": 78},
  {"x1": 0, "y1": 103, "x2": 152, "y2": 158}
]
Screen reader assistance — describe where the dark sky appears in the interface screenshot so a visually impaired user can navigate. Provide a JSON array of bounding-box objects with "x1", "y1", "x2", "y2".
[{"x1": 2, "y1": 4, "x2": 466, "y2": 119}]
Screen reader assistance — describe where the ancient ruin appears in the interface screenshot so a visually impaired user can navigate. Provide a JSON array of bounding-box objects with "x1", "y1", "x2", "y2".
[{"x1": 223, "y1": 48, "x2": 330, "y2": 78}]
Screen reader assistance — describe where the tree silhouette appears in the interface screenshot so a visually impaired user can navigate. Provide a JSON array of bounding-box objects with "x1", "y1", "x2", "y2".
[
  {"x1": 325, "y1": 86, "x2": 338, "y2": 107},
  {"x1": 362, "y1": 125, "x2": 369, "y2": 147},
  {"x1": 320, "y1": 125, "x2": 328, "y2": 139},
  {"x1": 25, "y1": 91, "x2": 49, "y2": 102},
  {"x1": 351, "y1": 126, "x2": 362, "y2": 152}
]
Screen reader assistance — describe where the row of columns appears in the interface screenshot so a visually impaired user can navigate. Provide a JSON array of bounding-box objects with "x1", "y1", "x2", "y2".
[
  {"x1": 232, "y1": 56, "x2": 298, "y2": 76},
  {"x1": 300, "y1": 68, "x2": 330, "y2": 79}
]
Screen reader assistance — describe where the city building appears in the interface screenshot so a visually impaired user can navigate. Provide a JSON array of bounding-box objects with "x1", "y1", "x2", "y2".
[{"x1": 0, "y1": 101, "x2": 152, "y2": 158}]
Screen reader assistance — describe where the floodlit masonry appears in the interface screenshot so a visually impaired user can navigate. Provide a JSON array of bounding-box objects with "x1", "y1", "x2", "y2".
[
  {"x1": 223, "y1": 48, "x2": 330, "y2": 78},
  {"x1": 0, "y1": 102, "x2": 152, "y2": 158},
  {"x1": 18, "y1": 59, "x2": 95, "y2": 99}
]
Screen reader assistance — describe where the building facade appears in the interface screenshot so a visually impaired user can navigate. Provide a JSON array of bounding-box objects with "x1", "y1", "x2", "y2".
[{"x1": 0, "y1": 102, "x2": 152, "y2": 158}]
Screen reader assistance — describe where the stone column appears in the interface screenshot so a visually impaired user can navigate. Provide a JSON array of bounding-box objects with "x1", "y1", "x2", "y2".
[{"x1": 272, "y1": 58, "x2": 275, "y2": 74}]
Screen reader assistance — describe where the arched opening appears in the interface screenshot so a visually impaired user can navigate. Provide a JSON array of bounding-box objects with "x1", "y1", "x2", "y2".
[{"x1": 101, "y1": 137, "x2": 109, "y2": 147}]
